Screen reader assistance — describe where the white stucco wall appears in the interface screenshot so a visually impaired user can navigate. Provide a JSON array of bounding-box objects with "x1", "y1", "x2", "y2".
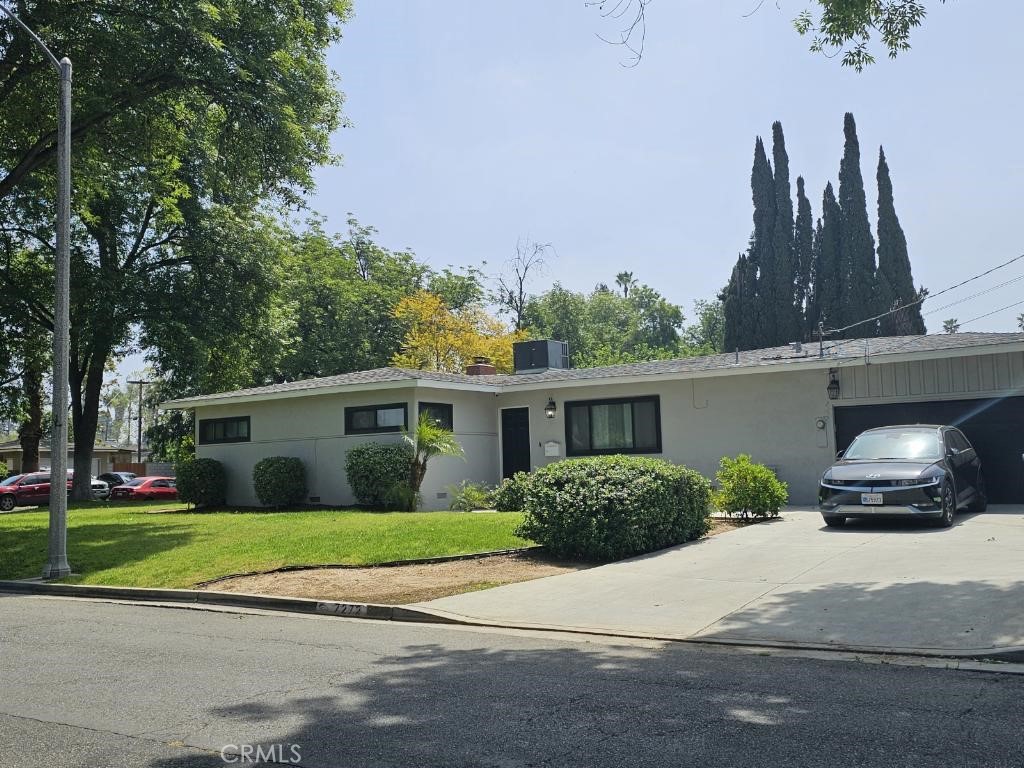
[
  {"x1": 194, "y1": 385, "x2": 498, "y2": 510},
  {"x1": 191, "y1": 349, "x2": 1024, "y2": 510},
  {"x1": 495, "y1": 368, "x2": 837, "y2": 505}
]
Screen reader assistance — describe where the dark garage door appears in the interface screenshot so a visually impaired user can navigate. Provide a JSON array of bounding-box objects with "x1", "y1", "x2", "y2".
[{"x1": 834, "y1": 397, "x2": 1024, "y2": 503}]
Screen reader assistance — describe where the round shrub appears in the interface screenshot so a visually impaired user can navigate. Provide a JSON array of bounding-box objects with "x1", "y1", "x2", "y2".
[
  {"x1": 448, "y1": 480, "x2": 493, "y2": 511},
  {"x1": 492, "y1": 471, "x2": 530, "y2": 512},
  {"x1": 175, "y1": 457, "x2": 227, "y2": 508},
  {"x1": 515, "y1": 456, "x2": 712, "y2": 561},
  {"x1": 713, "y1": 454, "x2": 788, "y2": 519},
  {"x1": 253, "y1": 456, "x2": 307, "y2": 507},
  {"x1": 344, "y1": 442, "x2": 414, "y2": 508}
]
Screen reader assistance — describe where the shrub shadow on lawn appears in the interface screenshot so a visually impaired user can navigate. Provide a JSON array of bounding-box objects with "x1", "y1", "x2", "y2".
[{"x1": 0, "y1": 521, "x2": 195, "y2": 581}]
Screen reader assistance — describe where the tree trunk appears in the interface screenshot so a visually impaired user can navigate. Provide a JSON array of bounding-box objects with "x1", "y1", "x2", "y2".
[
  {"x1": 17, "y1": 358, "x2": 44, "y2": 473},
  {"x1": 69, "y1": 342, "x2": 107, "y2": 501}
]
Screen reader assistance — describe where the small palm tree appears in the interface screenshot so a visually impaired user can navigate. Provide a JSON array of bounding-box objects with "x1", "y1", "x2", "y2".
[
  {"x1": 401, "y1": 413, "x2": 465, "y2": 510},
  {"x1": 615, "y1": 271, "x2": 636, "y2": 298}
]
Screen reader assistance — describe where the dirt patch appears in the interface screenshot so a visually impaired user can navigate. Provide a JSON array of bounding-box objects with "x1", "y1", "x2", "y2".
[
  {"x1": 202, "y1": 517, "x2": 764, "y2": 604},
  {"x1": 203, "y1": 552, "x2": 591, "y2": 604}
]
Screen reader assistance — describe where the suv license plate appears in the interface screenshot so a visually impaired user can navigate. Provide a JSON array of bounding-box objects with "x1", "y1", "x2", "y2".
[{"x1": 861, "y1": 493, "x2": 884, "y2": 505}]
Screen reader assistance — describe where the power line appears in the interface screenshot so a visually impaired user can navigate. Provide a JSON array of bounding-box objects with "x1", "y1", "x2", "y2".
[
  {"x1": 924, "y1": 273, "x2": 1024, "y2": 316},
  {"x1": 957, "y1": 298, "x2": 1024, "y2": 329},
  {"x1": 823, "y1": 252, "x2": 1024, "y2": 336}
]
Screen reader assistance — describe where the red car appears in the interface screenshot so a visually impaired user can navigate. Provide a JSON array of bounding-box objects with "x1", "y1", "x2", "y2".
[
  {"x1": 0, "y1": 472, "x2": 109, "y2": 510},
  {"x1": 109, "y1": 476, "x2": 177, "y2": 501}
]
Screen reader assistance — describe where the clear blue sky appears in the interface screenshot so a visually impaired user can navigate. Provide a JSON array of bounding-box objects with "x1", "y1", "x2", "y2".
[{"x1": 311, "y1": 0, "x2": 1024, "y2": 333}]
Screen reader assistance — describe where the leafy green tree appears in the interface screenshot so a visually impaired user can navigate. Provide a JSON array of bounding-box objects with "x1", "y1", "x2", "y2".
[
  {"x1": 1018, "y1": 313, "x2": 1024, "y2": 332},
  {"x1": 794, "y1": 176, "x2": 815, "y2": 334},
  {"x1": 682, "y1": 299, "x2": 725, "y2": 355},
  {"x1": 875, "y1": 147, "x2": 926, "y2": 335},
  {"x1": 1, "y1": 2, "x2": 350, "y2": 499},
  {"x1": 428, "y1": 266, "x2": 486, "y2": 311},
  {"x1": 943, "y1": 318, "x2": 960, "y2": 334},
  {"x1": 794, "y1": 1, "x2": 943, "y2": 72},
  {"x1": 836, "y1": 113, "x2": 877, "y2": 337},
  {"x1": 0, "y1": 0, "x2": 350, "y2": 203},
  {"x1": 770, "y1": 122, "x2": 801, "y2": 345}
]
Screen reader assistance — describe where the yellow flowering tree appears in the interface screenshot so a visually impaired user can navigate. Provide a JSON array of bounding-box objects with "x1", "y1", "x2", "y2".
[{"x1": 391, "y1": 291, "x2": 525, "y2": 373}]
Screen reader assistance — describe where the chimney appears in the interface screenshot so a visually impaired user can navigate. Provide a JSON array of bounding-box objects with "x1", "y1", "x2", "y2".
[{"x1": 466, "y1": 356, "x2": 497, "y2": 376}]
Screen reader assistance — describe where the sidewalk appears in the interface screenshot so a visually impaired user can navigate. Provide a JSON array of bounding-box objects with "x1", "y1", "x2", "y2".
[{"x1": 415, "y1": 507, "x2": 1024, "y2": 657}]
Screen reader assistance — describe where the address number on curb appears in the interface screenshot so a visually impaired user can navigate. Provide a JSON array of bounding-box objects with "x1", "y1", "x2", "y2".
[{"x1": 316, "y1": 602, "x2": 368, "y2": 617}]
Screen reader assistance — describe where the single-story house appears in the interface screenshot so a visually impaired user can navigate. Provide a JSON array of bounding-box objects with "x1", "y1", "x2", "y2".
[
  {"x1": 162, "y1": 333, "x2": 1024, "y2": 509},
  {"x1": 0, "y1": 441, "x2": 136, "y2": 477}
]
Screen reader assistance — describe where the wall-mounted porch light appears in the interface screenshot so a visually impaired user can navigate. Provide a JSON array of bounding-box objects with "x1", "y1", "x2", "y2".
[
  {"x1": 544, "y1": 398, "x2": 557, "y2": 419},
  {"x1": 826, "y1": 370, "x2": 841, "y2": 401}
]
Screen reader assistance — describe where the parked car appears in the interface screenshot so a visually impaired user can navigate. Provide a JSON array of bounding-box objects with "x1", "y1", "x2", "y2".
[
  {"x1": 819, "y1": 424, "x2": 986, "y2": 528},
  {"x1": 97, "y1": 471, "x2": 136, "y2": 489},
  {"x1": 0, "y1": 472, "x2": 109, "y2": 510},
  {"x1": 109, "y1": 476, "x2": 177, "y2": 501}
]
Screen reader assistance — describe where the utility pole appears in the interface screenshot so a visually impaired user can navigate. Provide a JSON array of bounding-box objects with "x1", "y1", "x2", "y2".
[
  {"x1": 2, "y1": 5, "x2": 74, "y2": 579},
  {"x1": 128, "y1": 380, "x2": 151, "y2": 465}
]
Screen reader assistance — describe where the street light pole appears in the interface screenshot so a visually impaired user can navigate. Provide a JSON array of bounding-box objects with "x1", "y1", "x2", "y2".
[
  {"x1": 1, "y1": 5, "x2": 73, "y2": 578},
  {"x1": 128, "y1": 380, "x2": 151, "y2": 465}
]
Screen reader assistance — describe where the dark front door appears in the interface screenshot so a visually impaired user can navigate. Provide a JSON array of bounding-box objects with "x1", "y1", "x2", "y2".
[
  {"x1": 501, "y1": 407, "x2": 531, "y2": 479},
  {"x1": 835, "y1": 397, "x2": 1024, "y2": 503}
]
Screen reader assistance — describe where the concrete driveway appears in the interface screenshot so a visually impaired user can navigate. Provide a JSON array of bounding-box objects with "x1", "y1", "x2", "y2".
[{"x1": 417, "y1": 506, "x2": 1024, "y2": 657}]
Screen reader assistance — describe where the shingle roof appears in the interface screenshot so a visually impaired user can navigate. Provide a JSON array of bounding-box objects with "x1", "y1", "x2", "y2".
[{"x1": 162, "y1": 332, "x2": 1024, "y2": 408}]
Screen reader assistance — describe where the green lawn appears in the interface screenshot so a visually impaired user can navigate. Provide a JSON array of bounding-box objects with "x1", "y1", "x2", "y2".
[{"x1": 0, "y1": 501, "x2": 529, "y2": 588}]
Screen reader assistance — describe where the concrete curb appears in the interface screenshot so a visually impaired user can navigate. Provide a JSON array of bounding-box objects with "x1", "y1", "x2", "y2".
[
  {"x1": 5, "y1": 580, "x2": 1024, "y2": 666},
  {"x1": 0, "y1": 580, "x2": 455, "y2": 625}
]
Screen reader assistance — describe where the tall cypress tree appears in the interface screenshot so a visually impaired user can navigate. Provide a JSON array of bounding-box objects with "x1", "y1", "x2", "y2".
[
  {"x1": 836, "y1": 113, "x2": 878, "y2": 337},
  {"x1": 770, "y1": 122, "x2": 801, "y2": 344},
  {"x1": 794, "y1": 175, "x2": 814, "y2": 335},
  {"x1": 721, "y1": 254, "x2": 758, "y2": 352},
  {"x1": 875, "y1": 147, "x2": 926, "y2": 335},
  {"x1": 749, "y1": 135, "x2": 777, "y2": 347},
  {"x1": 809, "y1": 182, "x2": 843, "y2": 335}
]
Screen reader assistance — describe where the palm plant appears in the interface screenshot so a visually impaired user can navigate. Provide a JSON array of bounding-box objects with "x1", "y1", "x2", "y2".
[{"x1": 401, "y1": 413, "x2": 465, "y2": 510}]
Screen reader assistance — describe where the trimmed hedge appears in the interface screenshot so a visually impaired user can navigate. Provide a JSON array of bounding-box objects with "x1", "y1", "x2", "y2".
[
  {"x1": 344, "y1": 442, "x2": 414, "y2": 508},
  {"x1": 175, "y1": 457, "x2": 227, "y2": 508},
  {"x1": 713, "y1": 454, "x2": 788, "y2": 519},
  {"x1": 516, "y1": 455, "x2": 712, "y2": 561},
  {"x1": 492, "y1": 471, "x2": 530, "y2": 512},
  {"x1": 253, "y1": 456, "x2": 307, "y2": 507}
]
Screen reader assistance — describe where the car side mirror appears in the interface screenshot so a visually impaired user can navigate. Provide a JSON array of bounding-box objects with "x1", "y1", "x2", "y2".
[{"x1": 835, "y1": 450, "x2": 844, "y2": 460}]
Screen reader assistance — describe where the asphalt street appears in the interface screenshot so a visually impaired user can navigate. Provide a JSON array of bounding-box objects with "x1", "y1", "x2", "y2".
[{"x1": 2, "y1": 594, "x2": 1023, "y2": 768}]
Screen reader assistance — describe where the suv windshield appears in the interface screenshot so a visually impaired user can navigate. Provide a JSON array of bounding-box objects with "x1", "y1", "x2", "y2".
[{"x1": 844, "y1": 430, "x2": 942, "y2": 461}]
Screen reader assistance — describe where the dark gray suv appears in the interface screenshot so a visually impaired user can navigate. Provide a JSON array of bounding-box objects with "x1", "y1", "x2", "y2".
[{"x1": 819, "y1": 425, "x2": 987, "y2": 528}]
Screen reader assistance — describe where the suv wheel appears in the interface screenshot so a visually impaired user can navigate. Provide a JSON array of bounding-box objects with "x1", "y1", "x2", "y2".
[{"x1": 935, "y1": 482, "x2": 956, "y2": 528}]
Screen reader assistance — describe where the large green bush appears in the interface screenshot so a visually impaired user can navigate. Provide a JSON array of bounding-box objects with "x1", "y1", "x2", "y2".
[
  {"x1": 516, "y1": 456, "x2": 712, "y2": 561},
  {"x1": 253, "y1": 456, "x2": 307, "y2": 507},
  {"x1": 0, "y1": 461, "x2": 7, "y2": 478},
  {"x1": 344, "y1": 442, "x2": 414, "y2": 508},
  {"x1": 492, "y1": 471, "x2": 530, "y2": 512},
  {"x1": 713, "y1": 454, "x2": 788, "y2": 519},
  {"x1": 175, "y1": 457, "x2": 227, "y2": 508}
]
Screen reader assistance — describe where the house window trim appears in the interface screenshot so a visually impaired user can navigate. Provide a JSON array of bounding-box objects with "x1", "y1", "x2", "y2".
[
  {"x1": 564, "y1": 395, "x2": 662, "y2": 457},
  {"x1": 198, "y1": 416, "x2": 251, "y2": 445},
  {"x1": 418, "y1": 401, "x2": 454, "y2": 431},
  {"x1": 344, "y1": 402, "x2": 409, "y2": 435}
]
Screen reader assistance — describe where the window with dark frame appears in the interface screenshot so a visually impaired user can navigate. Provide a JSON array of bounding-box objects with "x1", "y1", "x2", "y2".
[
  {"x1": 198, "y1": 416, "x2": 251, "y2": 445},
  {"x1": 418, "y1": 402, "x2": 454, "y2": 430},
  {"x1": 564, "y1": 395, "x2": 661, "y2": 456},
  {"x1": 344, "y1": 403, "x2": 408, "y2": 434}
]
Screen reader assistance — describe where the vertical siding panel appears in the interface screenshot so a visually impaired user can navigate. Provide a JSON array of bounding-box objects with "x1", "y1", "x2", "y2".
[
  {"x1": 1011, "y1": 352, "x2": 1024, "y2": 388},
  {"x1": 922, "y1": 359, "x2": 938, "y2": 395},
  {"x1": 908, "y1": 360, "x2": 923, "y2": 395},
  {"x1": 949, "y1": 357, "x2": 965, "y2": 394},
  {"x1": 979, "y1": 354, "x2": 996, "y2": 392},
  {"x1": 894, "y1": 362, "x2": 910, "y2": 397}
]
